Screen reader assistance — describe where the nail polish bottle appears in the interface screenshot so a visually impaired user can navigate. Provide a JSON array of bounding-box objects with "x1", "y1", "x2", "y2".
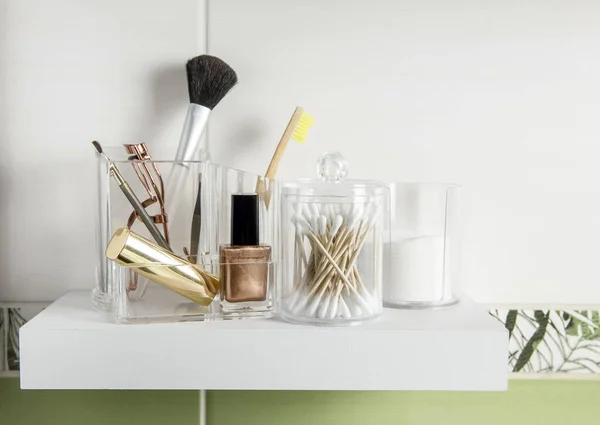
[{"x1": 219, "y1": 194, "x2": 272, "y2": 314}]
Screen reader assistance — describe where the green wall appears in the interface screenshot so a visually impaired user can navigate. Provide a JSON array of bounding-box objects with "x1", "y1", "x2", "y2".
[{"x1": 1, "y1": 379, "x2": 599, "y2": 425}]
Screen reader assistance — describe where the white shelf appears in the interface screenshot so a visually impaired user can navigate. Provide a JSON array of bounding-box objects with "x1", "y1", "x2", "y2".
[{"x1": 20, "y1": 291, "x2": 508, "y2": 390}]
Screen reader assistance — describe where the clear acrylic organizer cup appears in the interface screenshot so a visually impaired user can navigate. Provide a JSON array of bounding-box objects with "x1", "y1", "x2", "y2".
[
  {"x1": 383, "y1": 182, "x2": 460, "y2": 309},
  {"x1": 112, "y1": 258, "x2": 275, "y2": 323},
  {"x1": 94, "y1": 145, "x2": 278, "y2": 321}
]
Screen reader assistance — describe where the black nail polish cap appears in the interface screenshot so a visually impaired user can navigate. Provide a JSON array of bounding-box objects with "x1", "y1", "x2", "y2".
[{"x1": 231, "y1": 194, "x2": 259, "y2": 246}]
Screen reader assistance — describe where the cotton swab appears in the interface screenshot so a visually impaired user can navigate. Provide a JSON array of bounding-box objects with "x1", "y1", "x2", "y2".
[{"x1": 284, "y1": 201, "x2": 381, "y2": 321}]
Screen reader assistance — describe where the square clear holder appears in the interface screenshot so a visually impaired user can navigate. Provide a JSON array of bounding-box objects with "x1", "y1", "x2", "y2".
[
  {"x1": 112, "y1": 256, "x2": 276, "y2": 323},
  {"x1": 383, "y1": 182, "x2": 460, "y2": 309},
  {"x1": 94, "y1": 147, "x2": 278, "y2": 323}
]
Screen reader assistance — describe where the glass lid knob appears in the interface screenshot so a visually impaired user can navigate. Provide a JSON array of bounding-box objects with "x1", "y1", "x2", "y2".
[{"x1": 317, "y1": 151, "x2": 348, "y2": 183}]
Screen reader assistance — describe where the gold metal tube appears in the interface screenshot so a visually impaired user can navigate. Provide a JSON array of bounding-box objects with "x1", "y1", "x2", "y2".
[{"x1": 106, "y1": 228, "x2": 219, "y2": 305}]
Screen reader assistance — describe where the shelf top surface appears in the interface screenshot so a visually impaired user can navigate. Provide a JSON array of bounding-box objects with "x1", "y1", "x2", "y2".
[{"x1": 24, "y1": 291, "x2": 505, "y2": 334}]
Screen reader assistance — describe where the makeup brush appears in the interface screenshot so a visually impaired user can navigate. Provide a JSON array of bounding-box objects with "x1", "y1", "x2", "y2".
[
  {"x1": 167, "y1": 55, "x2": 238, "y2": 217},
  {"x1": 92, "y1": 141, "x2": 171, "y2": 252}
]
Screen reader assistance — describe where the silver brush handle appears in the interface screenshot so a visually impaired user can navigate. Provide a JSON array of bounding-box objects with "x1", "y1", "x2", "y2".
[
  {"x1": 174, "y1": 103, "x2": 211, "y2": 163},
  {"x1": 166, "y1": 104, "x2": 211, "y2": 218}
]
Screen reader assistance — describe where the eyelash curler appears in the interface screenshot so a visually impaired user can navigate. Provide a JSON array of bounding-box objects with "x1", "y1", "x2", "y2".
[{"x1": 123, "y1": 143, "x2": 170, "y2": 293}]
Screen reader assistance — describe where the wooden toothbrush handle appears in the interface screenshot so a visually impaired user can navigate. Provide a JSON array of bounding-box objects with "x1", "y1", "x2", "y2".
[{"x1": 264, "y1": 106, "x2": 304, "y2": 179}]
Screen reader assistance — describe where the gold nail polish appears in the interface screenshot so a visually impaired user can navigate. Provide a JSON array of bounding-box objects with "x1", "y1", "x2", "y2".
[
  {"x1": 220, "y1": 245, "x2": 271, "y2": 302},
  {"x1": 219, "y1": 194, "x2": 272, "y2": 313}
]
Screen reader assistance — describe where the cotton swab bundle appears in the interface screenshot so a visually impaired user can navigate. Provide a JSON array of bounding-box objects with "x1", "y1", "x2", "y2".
[{"x1": 285, "y1": 201, "x2": 381, "y2": 320}]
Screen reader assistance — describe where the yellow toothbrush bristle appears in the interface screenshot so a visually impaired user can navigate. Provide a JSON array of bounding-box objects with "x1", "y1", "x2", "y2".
[{"x1": 291, "y1": 112, "x2": 315, "y2": 143}]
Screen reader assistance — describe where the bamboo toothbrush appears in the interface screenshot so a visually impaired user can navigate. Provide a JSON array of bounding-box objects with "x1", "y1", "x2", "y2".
[
  {"x1": 258, "y1": 106, "x2": 314, "y2": 207},
  {"x1": 265, "y1": 106, "x2": 314, "y2": 178}
]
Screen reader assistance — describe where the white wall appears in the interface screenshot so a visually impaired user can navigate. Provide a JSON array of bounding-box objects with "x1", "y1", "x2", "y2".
[
  {"x1": 1, "y1": 0, "x2": 598, "y2": 305},
  {"x1": 208, "y1": 0, "x2": 600, "y2": 304},
  {"x1": 0, "y1": 0, "x2": 204, "y2": 301}
]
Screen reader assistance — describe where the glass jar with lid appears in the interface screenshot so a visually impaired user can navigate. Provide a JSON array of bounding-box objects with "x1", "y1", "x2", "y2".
[{"x1": 279, "y1": 152, "x2": 388, "y2": 325}]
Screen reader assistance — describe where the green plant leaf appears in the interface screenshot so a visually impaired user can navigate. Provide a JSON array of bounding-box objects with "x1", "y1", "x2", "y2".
[
  {"x1": 564, "y1": 310, "x2": 600, "y2": 340},
  {"x1": 513, "y1": 310, "x2": 549, "y2": 372},
  {"x1": 505, "y1": 310, "x2": 518, "y2": 339}
]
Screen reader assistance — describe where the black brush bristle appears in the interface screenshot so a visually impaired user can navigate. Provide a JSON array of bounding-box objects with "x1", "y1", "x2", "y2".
[{"x1": 186, "y1": 55, "x2": 238, "y2": 109}]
